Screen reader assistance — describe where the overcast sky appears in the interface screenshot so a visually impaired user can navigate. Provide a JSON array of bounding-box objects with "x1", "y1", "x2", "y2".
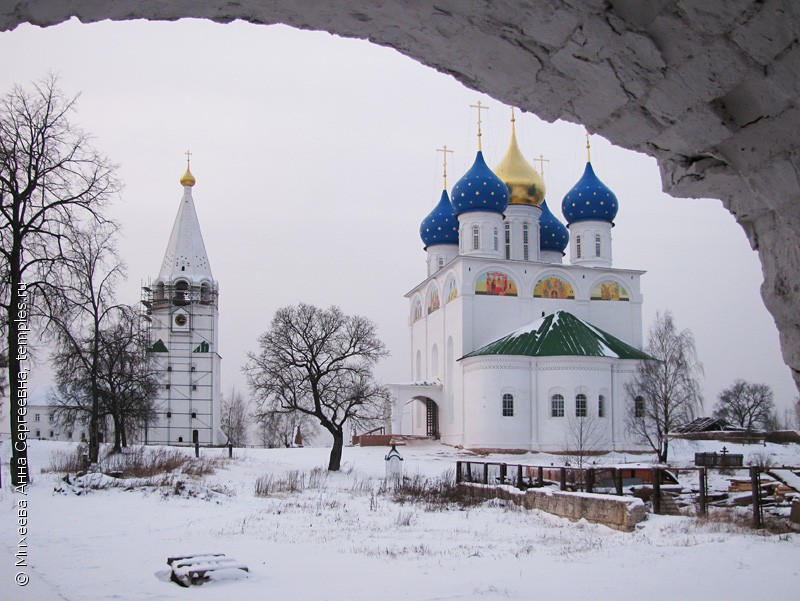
[{"x1": 1, "y1": 18, "x2": 796, "y2": 418}]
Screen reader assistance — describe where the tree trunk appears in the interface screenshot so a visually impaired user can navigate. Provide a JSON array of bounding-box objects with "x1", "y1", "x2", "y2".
[
  {"x1": 111, "y1": 413, "x2": 122, "y2": 453},
  {"x1": 328, "y1": 430, "x2": 344, "y2": 471},
  {"x1": 121, "y1": 416, "x2": 128, "y2": 448},
  {"x1": 8, "y1": 249, "x2": 28, "y2": 489}
]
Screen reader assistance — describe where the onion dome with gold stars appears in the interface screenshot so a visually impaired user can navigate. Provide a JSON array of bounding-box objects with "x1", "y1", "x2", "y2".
[
  {"x1": 539, "y1": 200, "x2": 569, "y2": 253},
  {"x1": 561, "y1": 162, "x2": 618, "y2": 224},
  {"x1": 451, "y1": 151, "x2": 509, "y2": 216},
  {"x1": 420, "y1": 189, "x2": 459, "y2": 249},
  {"x1": 493, "y1": 114, "x2": 545, "y2": 206}
]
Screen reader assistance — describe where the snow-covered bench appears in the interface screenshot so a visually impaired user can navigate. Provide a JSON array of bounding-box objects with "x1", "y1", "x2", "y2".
[{"x1": 167, "y1": 553, "x2": 249, "y2": 587}]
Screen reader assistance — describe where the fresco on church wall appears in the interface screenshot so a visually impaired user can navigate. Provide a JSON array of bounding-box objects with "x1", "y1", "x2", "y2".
[
  {"x1": 533, "y1": 276, "x2": 575, "y2": 299},
  {"x1": 427, "y1": 286, "x2": 441, "y2": 314},
  {"x1": 412, "y1": 299, "x2": 423, "y2": 322},
  {"x1": 475, "y1": 271, "x2": 518, "y2": 296},
  {"x1": 445, "y1": 278, "x2": 458, "y2": 303},
  {"x1": 591, "y1": 280, "x2": 629, "y2": 301}
]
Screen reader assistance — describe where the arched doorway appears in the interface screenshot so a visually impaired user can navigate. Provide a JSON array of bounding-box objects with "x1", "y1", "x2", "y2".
[{"x1": 425, "y1": 398, "x2": 439, "y2": 439}]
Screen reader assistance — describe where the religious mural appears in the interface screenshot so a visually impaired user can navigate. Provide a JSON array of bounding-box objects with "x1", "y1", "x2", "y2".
[
  {"x1": 412, "y1": 299, "x2": 423, "y2": 322},
  {"x1": 533, "y1": 276, "x2": 575, "y2": 299},
  {"x1": 475, "y1": 271, "x2": 518, "y2": 296},
  {"x1": 591, "y1": 280, "x2": 629, "y2": 301},
  {"x1": 445, "y1": 278, "x2": 458, "y2": 304},
  {"x1": 427, "y1": 286, "x2": 441, "y2": 314}
]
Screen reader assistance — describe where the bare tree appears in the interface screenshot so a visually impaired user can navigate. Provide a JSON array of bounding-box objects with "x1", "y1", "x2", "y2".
[
  {"x1": 245, "y1": 303, "x2": 389, "y2": 470},
  {"x1": 96, "y1": 306, "x2": 159, "y2": 451},
  {"x1": 625, "y1": 312, "x2": 703, "y2": 463},
  {"x1": 563, "y1": 411, "x2": 607, "y2": 477},
  {"x1": 713, "y1": 379, "x2": 776, "y2": 431},
  {"x1": 220, "y1": 388, "x2": 250, "y2": 447},
  {"x1": 252, "y1": 407, "x2": 316, "y2": 448},
  {"x1": 0, "y1": 76, "x2": 118, "y2": 485},
  {"x1": 46, "y1": 221, "x2": 124, "y2": 462}
]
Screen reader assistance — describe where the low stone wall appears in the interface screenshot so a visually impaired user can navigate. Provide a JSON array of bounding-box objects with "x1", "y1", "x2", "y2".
[{"x1": 469, "y1": 484, "x2": 647, "y2": 532}]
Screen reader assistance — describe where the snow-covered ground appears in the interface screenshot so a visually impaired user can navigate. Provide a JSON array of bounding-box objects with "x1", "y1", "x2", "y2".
[{"x1": 2, "y1": 438, "x2": 799, "y2": 601}]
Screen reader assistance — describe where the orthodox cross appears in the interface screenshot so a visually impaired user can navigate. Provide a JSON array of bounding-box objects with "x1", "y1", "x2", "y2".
[
  {"x1": 437, "y1": 145, "x2": 454, "y2": 189},
  {"x1": 470, "y1": 100, "x2": 489, "y2": 150},
  {"x1": 534, "y1": 154, "x2": 550, "y2": 178}
]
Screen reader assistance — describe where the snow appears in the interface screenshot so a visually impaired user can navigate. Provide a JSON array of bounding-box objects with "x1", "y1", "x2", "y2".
[{"x1": 2, "y1": 438, "x2": 800, "y2": 601}]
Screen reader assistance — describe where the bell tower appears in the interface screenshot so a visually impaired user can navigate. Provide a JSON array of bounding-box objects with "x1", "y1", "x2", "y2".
[{"x1": 143, "y1": 157, "x2": 223, "y2": 446}]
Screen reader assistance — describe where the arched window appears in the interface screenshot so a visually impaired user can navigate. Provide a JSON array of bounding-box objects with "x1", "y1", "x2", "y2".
[
  {"x1": 634, "y1": 396, "x2": 645, "y2": 418},
  {"x1": 502, "y1": 393, "x2": 514, "y2": 417},
  {"x1": 173, "y1": 279, "x2": 189, "y2": 304},
  {"x1": 504, "y1": 221, "x2": 511, "y2": 260},
  {"x1": 576, "y1": 235, "x2": 582, "y2": 259},
  {"x1": 472, "y1": 225, "x2": 480, "y2": 250},
  {"x1": 523, "y1": 222, "x2": 530, "y2": 261},
  {"x1": 155, "y1": 282, "x2": 165, "y2": 301},
  {"x1": 200, "y1": 281, "x2": 212, "y2": 303},
  {"x1": 493, "y1": 226, "x2": 499, "y2": 251},
  {"x1": 575, "y1": 394, "x2": 587, "y2": 417},
  {"x1": 551, "y1": 394, "x2": 564, "y2": 417},
  {"x1": 598, "y1": 395, "x2": 606, "y2": 418},
  {"x1": 595, "y1": 233, "x2": 601, "y2": 257}
]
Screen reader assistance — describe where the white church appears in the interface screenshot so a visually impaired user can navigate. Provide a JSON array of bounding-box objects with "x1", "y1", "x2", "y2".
[
  {"x1": 390, "y1": 112, "x2": 651, "y2": 452},
  {"x1": 142, "y1": 163, "x2": 225, "y2": 446}
]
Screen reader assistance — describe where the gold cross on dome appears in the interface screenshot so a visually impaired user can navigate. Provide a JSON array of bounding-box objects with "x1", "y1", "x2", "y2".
[
  {"x1": 585, "y1": 130, "x2": 591, "y2": 162},
  {"x1": 437, "y1": 145, "x2": 454, "y2": 189},
  {"x1": 534, "y1": 154, "x2": 550, "y2": 177},
  {"x1": 470, "y1": 101, "x2": 489, "y2": 150},
  {"x1": 185, "y1": 149, "x2": 192, "y2": 166}
]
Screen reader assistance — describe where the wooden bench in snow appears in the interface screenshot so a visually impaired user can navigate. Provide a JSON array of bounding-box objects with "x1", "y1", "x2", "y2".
[{"x1": 167, "y1": 553, "x2": 249, "y2": 587}]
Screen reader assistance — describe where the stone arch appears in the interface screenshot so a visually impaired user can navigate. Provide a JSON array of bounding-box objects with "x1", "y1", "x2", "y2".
[
  {"x1": 444, "y1": 272, "x2": 459, "y2": 304},
  {"x1": 588, "y1": 276, "x2": 631, "y2": 302},
  {"x1": 533, "y1": 272, "x2": 578, "y2": 300},
  {"x1": 406, "y1": 396, "x2": 440, "y2": 439},
  {"x1": 426, "y1": 281, "x2": 441, "y2": 314},
  {"x1": 8, "y1": 3, "x2": 798, "y2": 389}
]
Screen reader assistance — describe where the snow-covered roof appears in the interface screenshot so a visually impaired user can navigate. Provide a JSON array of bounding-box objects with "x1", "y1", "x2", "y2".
[
  {"x1": 27, "y1": 383, "x2": 59, "y2": 407},
  {"x1": 158, "y1": 185, "x2": 214, "y2": 283},
  {"x1": 461, "y1": 311, "x2": 652, "y2": 360}
]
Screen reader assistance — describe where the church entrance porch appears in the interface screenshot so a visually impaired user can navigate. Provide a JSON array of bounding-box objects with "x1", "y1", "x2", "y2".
[{"x1": 425, "y1": 398, "x2": 439, "y2": 439}]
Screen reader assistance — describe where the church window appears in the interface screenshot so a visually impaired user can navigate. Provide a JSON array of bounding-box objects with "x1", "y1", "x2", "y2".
[
  {"x1": 437, "y1": 256, "x2": 444, "y2": 269},
  {"x1": 634, "y1": 396, "x2": 645, "y2": 418},
  {"x1": 551, "y1": 394, "x2": 564, "y2": 417},
  {"x1": 201, "y1": 281, "x2": 212, "y2": 303},
  {"x1": 504, "y1": 222, "x2": 510, "y2": 260},
  {"x1": 576, "y1": 235, "x2": 582, "y2": 259},
  {"x1": 523, "y1": 222, "x2": 529, "y2": 261},
  {"x1": 493, "y1": 227, "x2": 499, "y2": 251},
  {"x1": 502, "y1": 394, "x2": 514, "y2": 417},
  {"x1": 575, "y1": 394, "x2": 587, "y2": 417},
  {"x1": 34, "y1": 413, "x2": 40, "y2": 422},
  {"x1": 598, "y1": 395, "x2": 606, "y2": 418},
  {"x1": 595, "y1": 234, "x2": 601, "y2": 257},
  {"x1": 472, "y1": 225, "x2": 480, "y2": 250}
]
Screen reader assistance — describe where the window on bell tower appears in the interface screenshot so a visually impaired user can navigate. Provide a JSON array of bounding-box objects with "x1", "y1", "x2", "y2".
[{"x1": 595, "y1": 234, "x2": 601, "y2": 257}]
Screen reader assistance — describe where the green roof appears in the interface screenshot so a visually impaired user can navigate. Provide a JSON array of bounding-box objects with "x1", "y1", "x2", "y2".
[{"x1": 461, "y1": 311, "x2": 652, "y2": 360}]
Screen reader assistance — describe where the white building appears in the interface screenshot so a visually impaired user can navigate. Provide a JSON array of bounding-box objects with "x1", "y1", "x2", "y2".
[
  {"x1": 24, "y1": 384, "x2": 91, "y2": 443},
  {"x1": 142, "y1": 163, "x2": 224, "y2": 446},
  {"x1": 390, "y1": 116, "x2": 650, "y2": 452}
]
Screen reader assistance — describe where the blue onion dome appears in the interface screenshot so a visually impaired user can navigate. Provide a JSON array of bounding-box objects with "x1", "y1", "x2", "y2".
[
  {"x1": 539, "y1": 200, "x2": 569, "y2": 253},
  {"x1": 420, "y1": 189, "x2": 459, "y2": 249},
  {"x1": 451, "y1": 151, "x2": 509, "y2": 216},
  {"x1": 561, "y1": 162, "x2": 619, "y2": 224}
]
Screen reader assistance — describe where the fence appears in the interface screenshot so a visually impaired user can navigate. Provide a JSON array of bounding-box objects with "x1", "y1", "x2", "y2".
[{"x1": 455, "y1": 460, "x2": 800, "y2": 528}]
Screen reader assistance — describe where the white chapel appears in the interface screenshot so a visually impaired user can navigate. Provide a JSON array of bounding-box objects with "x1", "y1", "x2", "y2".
[
  {"x1": 390, "y1": 111, "x2": 650, "y2": 452},
  {"x1": 142, "y1": 162, "x2": 224, "y2": 446}
]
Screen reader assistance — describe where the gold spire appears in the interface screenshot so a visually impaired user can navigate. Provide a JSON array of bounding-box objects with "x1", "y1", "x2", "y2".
[
  {"x1": 470, "y1": 100, "x2": 489, "y2": 151},
  {"x1": 180, "y1": 149, "x2": 196, "y2": 187},
  {"x1": 437, "y1": 145, "x2": 454, "y2": 190},
  {"x1": 493, "y1": 107, "x2": 546, "y2": 206},
  {"x1": 585, "y1": 130, "x2": 591, "y2": 162}
]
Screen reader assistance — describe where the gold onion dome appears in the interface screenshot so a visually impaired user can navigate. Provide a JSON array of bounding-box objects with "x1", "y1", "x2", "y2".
[
  {"x1": 494, "y1": 117, "x2": 545, "y2": 206},
  {"x1": 180, "y1": 164, "x2": 196, "y2": 187}
]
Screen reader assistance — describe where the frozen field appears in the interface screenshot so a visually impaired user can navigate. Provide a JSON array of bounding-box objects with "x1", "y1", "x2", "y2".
[{"x1": 1, "y1": 438, "x2": 799, "y2": 601}]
